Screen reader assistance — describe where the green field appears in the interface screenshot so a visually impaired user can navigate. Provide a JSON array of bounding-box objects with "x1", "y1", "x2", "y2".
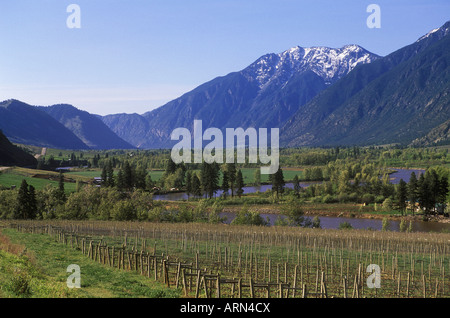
[
  {"x1": 64, "y1": 170, "x2": 103, "y2": 178},
  {"x1": 0, "y1": 168, "x2": 167, "y2": 194},
  {"x1": 66, "y1": 169, "x2": 165, "y2": 180},
  {"x1": 0, "y1": 169, "x2": 77, "y2": 193}
]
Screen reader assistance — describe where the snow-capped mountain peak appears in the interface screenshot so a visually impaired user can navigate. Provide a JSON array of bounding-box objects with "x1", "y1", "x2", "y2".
[{"x1": 243, "y1": 44, "x2": 380, "y2": 88}]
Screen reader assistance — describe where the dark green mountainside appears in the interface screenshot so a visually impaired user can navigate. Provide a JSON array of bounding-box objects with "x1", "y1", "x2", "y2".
[
  {"x1": 410, "y1": 119, "x2": 450, "y2": 147},
  {"x1": 281, "y1": 21, "x2": 450, "y2": 147},
  {"x1": 0, "y1": 130, "x2": 37, "y2": 166},
  {"x1": 0, "y1": 100, "x2": 134, "y2": 150},
  {"x1": 0, "y1": 100, "x2": 89, "y2": 150}
]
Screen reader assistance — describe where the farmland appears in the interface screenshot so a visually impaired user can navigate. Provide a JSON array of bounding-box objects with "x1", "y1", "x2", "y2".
[
  {"x1": 0, "y1": 167, "x2": 80, "y2": 193},
  {"x1": 1, "y1": 145, "x2": 449, "y2": 299},
  {"x1": 3, "y1": 220, "x2": 449, "y2": 298}
]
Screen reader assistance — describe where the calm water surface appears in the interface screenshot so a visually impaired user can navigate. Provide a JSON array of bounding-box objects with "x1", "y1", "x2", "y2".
[
  {"x1": 154, "y1": 168, "x2": 448, "y2": 232},
  {"x1": 219, "y1": 212, "x2": 449, "y2": 233}
]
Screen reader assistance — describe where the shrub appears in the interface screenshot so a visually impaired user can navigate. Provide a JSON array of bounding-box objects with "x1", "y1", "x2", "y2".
[
  {"x1": 382, "y1": 217, "x2": 390, "y2": 231},
  {"x1": 231, "y1": 205, "x2": 268, "y2": 226},
  {"x1": 312, "y1": 216, "x2": 321, "y2": 228},
  {"x1": 274, "y1": 216, "x2": 289, "y2": 226},
  {"x1": 8, "y1": 268, "x2": 32, "y2": 297},
  {"x1": 337, "y1": 193, "x2": 350, "y2": 203},
  {"x1": 399, "y1": 219, "x2": 407, "y2": 232},
  {"x1": 112, "y1": 200, "x2": 137, "y2": 221},
  {"x1": 208, "y1": 201, "x2": 227, "y2": 224},
  {"x1": 407, "y1": 220, "x2": 413, "y2": 233},
  {"x1": 382, "y1": 198, "x2": 394, "y2": 212},
  {"x1": 338, "y1": 222, "x2": 353, "y2": 230},
  {"x1": 282, "y1": 202, "x2": 306, "y2": 227},
  {"x1": 321, "y1": 194, "x2": 337, "y2": 204},
  {"x1": 361, "y1": 193, "x2": 375, "y2": 205},
  {"x1": 375, "y1": 195, "x2": 385, "y2": 204}
]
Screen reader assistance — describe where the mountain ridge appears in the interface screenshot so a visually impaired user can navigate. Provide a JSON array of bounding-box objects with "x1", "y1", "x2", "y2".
[
  {"x1": 0, "y1": 99, "x2": 135, "y2": 150},
  {"x1": 103, "y1": 44, "x2": 379, "y2": 148},
  {"x1": 281, "y1": 21, "x2": 450, "y2": 147},
  {"x1": 38, "y1": 104, "x2": 135, "y2": 150},
  {"x1": 2, "y1": 22, "x2": 449, "y2": 150},
  {"x1": 0, "y1": 99, "x2": 89, "y2": 150}
]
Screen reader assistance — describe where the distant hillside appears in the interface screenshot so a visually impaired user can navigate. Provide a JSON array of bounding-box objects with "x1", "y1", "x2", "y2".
[
  {"x1": 0, "y1": 99, "x2": 89, "y2": 150},
  {"x1": 39, "y1": 104, "x2": 135, "y2": 150},
  {"x1": 0, "y1": 100, "x2": 135, "y2": 150},
  {"x1": 0, "y1": 130, "x2": 37, "y2": 167},
  {"x1": 101, "y1": 113, "x2": 151, "y2": 148},
  {"x1": 410, "y1": 119, "x2": 450, "y2": 147}
]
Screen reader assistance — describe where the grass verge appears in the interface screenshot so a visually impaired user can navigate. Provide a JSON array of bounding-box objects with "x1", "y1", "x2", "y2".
[{"x1": 0, "y1": 228, "x2": 181, "y2": 298}]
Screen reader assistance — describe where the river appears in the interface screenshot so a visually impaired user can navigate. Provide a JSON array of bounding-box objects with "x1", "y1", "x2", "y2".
[
  {"x1": 218, "y1": 212, "x2": 449, "y2": 233},
  {"x1": 152, "y1": 168, "x2": 424, "y2": 200},
  {"x1": 153, "y1": 168, "x2": 450, "y2": 232}
]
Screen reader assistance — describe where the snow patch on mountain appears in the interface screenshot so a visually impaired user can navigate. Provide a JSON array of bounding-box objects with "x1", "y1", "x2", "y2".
[
  {"x1": 242, "y1": 44, "x2": 380, "y2": 89},
  {"x1": 416, "y1": 21, "x2": 450, "y2": 43}
]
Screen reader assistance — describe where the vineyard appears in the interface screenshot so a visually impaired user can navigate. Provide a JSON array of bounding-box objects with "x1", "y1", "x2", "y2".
[{"x1": 5, "y1": 220, "x2": 449, "y2": 298}]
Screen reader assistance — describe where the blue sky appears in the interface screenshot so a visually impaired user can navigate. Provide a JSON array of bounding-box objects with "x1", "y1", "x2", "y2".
[{"x1": 0, "y1": 0, "x2": 448, "y2": 115}]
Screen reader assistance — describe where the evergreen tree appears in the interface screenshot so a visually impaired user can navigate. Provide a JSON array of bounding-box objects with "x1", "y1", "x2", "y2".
[
  {"x1": 92, "y1": 154, "x2": 99, "y2": 167},
  {"x1": 235, "y1": 169, "x2": 244, "y2": 198},
  {"x1": 418, "y1": 173, "x2": 432, "y2": 215},
  {"x1": 16, "y1": 179, "x2": 30, "y2": 219},
  {"x1": 428, "y1": 170, "x2": 440, "y2": 214},
  {"x1": 106, "y1": 160, "x2": 115, "y2": 187},
  {"x1": 201, "y1": 162, "x2": 220, "y2": 199},
  {"x1": 15, "y1": 180, "x2": 37, "y2": 219},
  {"x1": 293, "y1": 174, "x2": 301, "y2": 198},
  {"x1": 270, "y1": 167, "x2": 285, "y2": 199},
  {"x1": 221, "y1": 170, "x2": 229, "y2": 198},
  {"x1": 134, "y1": 166, "x2": 147, "y2": 190},
  {"x1": 253, "y1": 168, "x2": 261, "y2": 186},
  {"x1": 227, "y1": 163, "x2": 237, "y2": 198},
  {"x1": 173, "y1": 167, "x2": 185, "y2": 189},
  {"x1": 123, "y1": 161, "x2": 134, "y2": 190},
  {"x1": 396, "y1": 179, "x2": 408, "y2": 215},
  {"x1": 117, "y1": 169, "x2": 125, "y2": 191},
  {"x1": 191, "y1": 174, "x2": 202, "y2": 197},
  {"x1": 56, "y1": 171, "x2": 66, "y2": 203},
  {"x1": 165, "y1": 157, "x2": 177, "y2": 175},
  {"x1": 101, "y1": 165, "x2": 108, "y2": 185},
  {"x1": 28, "y1": 185, "x2": 37, "y2": 219},
  {"x1": 185, "y1": 170, "x2": 193, "y2": 197}
]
